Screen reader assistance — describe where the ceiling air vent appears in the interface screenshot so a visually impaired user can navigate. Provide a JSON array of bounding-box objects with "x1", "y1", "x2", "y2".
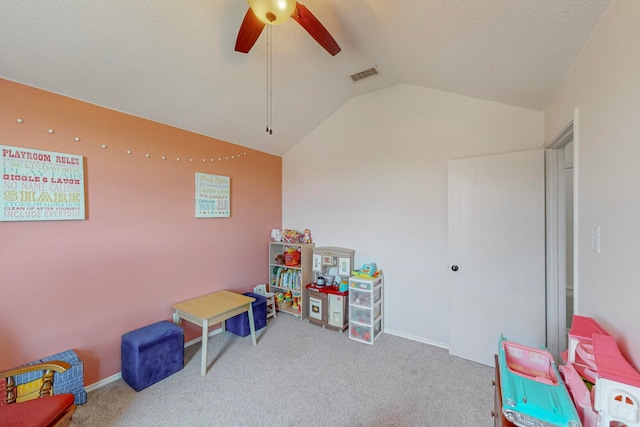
[{"x1": 350, "y1": 66, "x2": 379, "y2": 82}]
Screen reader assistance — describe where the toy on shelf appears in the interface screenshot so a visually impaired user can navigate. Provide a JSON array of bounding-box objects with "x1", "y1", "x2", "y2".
[
  {"x1": 350, "y1": 325, "x2": 371, "y2": 342},
  {"x1": 351, "y1": 263, "x2": 381, "y2": 278},
  {"x1": 338, "y1": 278, "x2": 349, "y2": 292},
  {"x1": 351, "y1": 292, "x2": 371, "y2": 307},
  {"x1": 351, "y1": 310, "x2": 369, "y2": 323},
  {"x1": 271, "y1": 228, "x2": 283, "y2": 242},
  {"x1": 498, "y1": 335, "x2": 581, "y2": 427},
  {"x1": 282, "y1": 229, "x2": 300, "y2": 243},
  {"x1": 301, "y1": 229, "x2": 313, "y2": 243},
  {"x1": 284, "y1": 246, "x2": 301, "y2": 266},
  {"x1": 274, "y1": 253, "x2": 285, "y2": 265},
  {"x1": 275, "y1": 292, "x2": 293, "y2": 310}
]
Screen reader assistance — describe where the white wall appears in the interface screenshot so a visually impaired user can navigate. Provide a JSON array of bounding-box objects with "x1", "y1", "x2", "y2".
[
  {"x1": 545, "y1": 0, "x2": 640, "y2": 367},
  {"x1": 283, "y1": 83, "x2": 543, "y2": 347}
]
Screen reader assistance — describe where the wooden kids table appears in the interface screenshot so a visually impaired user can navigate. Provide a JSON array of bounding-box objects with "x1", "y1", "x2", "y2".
[{"x1": 172, "y1": 290, "x2": 256, "y2": 376}]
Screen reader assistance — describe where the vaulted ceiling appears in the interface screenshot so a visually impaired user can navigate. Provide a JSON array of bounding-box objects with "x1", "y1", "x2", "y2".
[{"x1": 0, "y1": 1, "x2": 611, "y2": 156}]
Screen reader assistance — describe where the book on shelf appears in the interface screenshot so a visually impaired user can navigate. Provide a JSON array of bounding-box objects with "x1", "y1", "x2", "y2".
[{"x1": 273, "y1": 267, "x2": 301, "y2": 289}]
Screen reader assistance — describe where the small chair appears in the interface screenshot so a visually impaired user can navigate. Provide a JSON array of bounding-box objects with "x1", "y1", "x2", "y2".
[
  {"x1": 0, "y1": 360, "x2": 77, "y2": 427},
  {"x1": 254, "y1": 284, "x2": 276, "y2": 319}
]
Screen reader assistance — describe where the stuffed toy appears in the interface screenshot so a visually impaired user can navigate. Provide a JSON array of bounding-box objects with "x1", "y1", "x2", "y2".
[
  {"x1": 282, "y1": 229, "x2": 300, "y2": 242},
  {"x1": 271, "y1": 228, "x2": 283, "y2": 242}
]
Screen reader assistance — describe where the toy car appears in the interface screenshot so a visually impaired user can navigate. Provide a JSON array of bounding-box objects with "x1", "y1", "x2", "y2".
[{"x1": 498, "y1": 335, "x2": 582, "y2": 427}]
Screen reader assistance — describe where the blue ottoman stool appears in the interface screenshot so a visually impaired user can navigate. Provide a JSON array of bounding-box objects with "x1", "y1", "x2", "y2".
[
  {"x1": 226, "y1": 292, "x2": 267, "y2": 337},
  {"x1": 121, "y1": 320, "x2": 184, "y2": 392}
]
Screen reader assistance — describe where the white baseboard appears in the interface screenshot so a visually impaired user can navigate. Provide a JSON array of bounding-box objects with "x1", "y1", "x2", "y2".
[
  {"x1": 183, "y1": 328, "x2": 222, "y2": 347},
  {"x1": 85, "y1": 372, "x2": 122, "y2": 393},
  {"x1": 384, "y1": 328, "x2": 449, "y2": 350},
  {"x1": 83, "y1": 328, "x2": 223, "y2": 392}
]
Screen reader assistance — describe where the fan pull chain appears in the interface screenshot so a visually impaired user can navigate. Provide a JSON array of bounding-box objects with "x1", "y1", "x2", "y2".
[{"x1": 266, "y1": 25, "x2": 273, "y2": 135}]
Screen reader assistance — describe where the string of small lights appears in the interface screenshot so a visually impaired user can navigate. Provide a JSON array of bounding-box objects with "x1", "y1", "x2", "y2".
[{"x1": 0, "y1": 112, "x2": 254, "y2": 163}]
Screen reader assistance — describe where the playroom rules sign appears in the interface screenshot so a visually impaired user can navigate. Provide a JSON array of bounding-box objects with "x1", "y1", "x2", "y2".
[{"x1": 1, "y1": 145, "x2": 85, "y2": 221}]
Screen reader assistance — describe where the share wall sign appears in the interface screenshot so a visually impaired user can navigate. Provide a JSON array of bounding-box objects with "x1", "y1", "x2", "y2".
[{"x1": 1, "y1": 145, "x2": 85, "y2": 221}]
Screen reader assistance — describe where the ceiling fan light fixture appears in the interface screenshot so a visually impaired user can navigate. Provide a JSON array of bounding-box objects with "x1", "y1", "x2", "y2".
[{"x1": 248, "y1": 0, "x2": 296, "y2": 25}]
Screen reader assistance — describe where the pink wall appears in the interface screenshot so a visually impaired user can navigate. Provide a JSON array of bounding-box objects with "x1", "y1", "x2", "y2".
[{"x1": 0, "y1": 79, "x2": 282, "y2": 385}]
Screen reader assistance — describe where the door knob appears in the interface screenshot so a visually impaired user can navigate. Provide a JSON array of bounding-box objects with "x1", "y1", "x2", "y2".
[{"x1": 451, "y1": 265, "x2": 459, "y2": 272}]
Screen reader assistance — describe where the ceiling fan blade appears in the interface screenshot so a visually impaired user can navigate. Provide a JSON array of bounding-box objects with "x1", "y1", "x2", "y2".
[
  {"x1": 235, "y1": 7, "x2": 265, "y2": 53},
  {"x1": 291, "y1": 3, "x2": 341, "y2": 56}
]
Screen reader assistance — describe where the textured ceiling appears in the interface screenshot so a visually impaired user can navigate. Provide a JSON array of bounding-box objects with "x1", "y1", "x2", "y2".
[{"x1": 0, "y1": 1, "x2": 611, "y2": 156}]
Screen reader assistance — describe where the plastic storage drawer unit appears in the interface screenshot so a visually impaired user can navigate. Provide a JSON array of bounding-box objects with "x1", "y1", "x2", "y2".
[{"x1": 348, "y1": 275, "x2": 384, "y2": 345}]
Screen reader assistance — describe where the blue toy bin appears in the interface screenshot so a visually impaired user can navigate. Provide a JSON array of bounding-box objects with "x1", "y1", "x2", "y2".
[
  {"x1": 225, "y1": 292, "x2": 267, "y2": 337},
  {"x1": 121, "y1": 320, "x2": 184, "y2": 392}
]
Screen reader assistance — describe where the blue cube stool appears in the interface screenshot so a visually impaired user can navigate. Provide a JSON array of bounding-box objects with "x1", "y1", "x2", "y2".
[
  {"x1": 225, "y1": 292, "x2": 267, "y2": 337},
  {"x1": 121, "y1": 320, "x2": 184, "y2": 392}
]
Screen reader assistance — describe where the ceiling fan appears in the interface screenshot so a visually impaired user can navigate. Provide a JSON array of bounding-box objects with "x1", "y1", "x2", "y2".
[{"x1": 235, "y1": 0, "x2": 341, "y2": 56}]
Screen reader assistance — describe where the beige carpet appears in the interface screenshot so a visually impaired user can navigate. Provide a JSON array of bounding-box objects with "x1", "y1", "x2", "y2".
[{"x1": 72, "y1": 314, "x2": 495, "y2": 426}]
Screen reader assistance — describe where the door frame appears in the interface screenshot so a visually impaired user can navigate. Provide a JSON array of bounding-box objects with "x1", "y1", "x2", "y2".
[{"x1": 545, "y1": 108, "x2": 579, "y2": 361}]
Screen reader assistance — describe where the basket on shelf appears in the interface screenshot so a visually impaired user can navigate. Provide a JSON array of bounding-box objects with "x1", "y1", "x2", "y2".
[
  {"x1": 276, "y1": 300, "x2": 293, "y2": 310},
  {"x1": 284, "y1": 246, "x2": 301, "y2": 266}
]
